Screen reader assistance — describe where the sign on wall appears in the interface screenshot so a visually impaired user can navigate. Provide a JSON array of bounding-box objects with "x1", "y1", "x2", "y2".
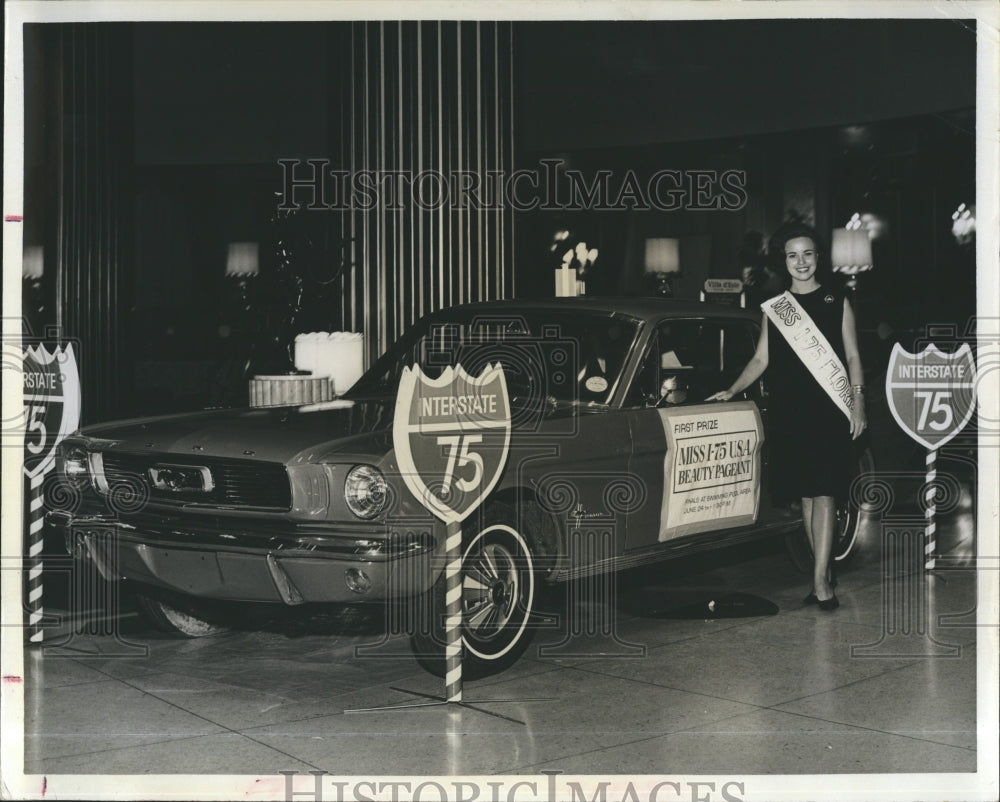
[{"x1": 700, "y1": 278, "x2": 745, "y2": 308}]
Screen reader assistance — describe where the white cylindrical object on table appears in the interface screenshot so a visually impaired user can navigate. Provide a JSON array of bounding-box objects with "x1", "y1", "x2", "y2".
[
  {"x1": 249, "y1": 374, "x2": 334, "y2": 407},
  {"x1": 324, "y1": 332, "x2": 365, "y2": 395},
  {"x1": 294, "y1": 331, "x2": 365, "y2": 396},
  {"x1": 294, "y1": 333, "x2": 318, "y2": 376}
]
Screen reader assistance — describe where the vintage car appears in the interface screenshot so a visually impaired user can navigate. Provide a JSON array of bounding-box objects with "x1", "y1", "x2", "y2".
[{"x1": 48, "y1": 298, "x2": 872, "y2": 676}]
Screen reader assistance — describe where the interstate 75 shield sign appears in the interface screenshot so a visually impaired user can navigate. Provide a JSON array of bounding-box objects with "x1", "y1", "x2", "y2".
[
  {"x1": 393, "y1": 363, "x2": 511, "y2": 523},
  {"x1": 22, "y1": 343, "x2": 81, "y2": 478},
  {"x1": 886, "y1": 343, "x2": 976, "y2": 451}
]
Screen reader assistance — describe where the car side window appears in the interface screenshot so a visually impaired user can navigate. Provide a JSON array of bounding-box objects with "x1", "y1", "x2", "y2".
[
  {"x1": 722, "y1": 320, "x2": 759, "y2": 401},
  {"x1": 624, "y1": 318, "x2": 758, "y2": 407},
  {"x1": 623, "y1": 339, "x2": 660, "y2": 407}
]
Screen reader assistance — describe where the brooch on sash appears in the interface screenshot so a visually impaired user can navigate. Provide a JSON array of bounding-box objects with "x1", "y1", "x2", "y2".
[{"x1": 824, "y1": 294, "x2": 835, "y2": 303}]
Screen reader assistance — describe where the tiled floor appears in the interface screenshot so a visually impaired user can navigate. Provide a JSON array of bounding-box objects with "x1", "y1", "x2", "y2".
[{"x1": 18, "y1": 495, "x2": 982, "y2": 781}]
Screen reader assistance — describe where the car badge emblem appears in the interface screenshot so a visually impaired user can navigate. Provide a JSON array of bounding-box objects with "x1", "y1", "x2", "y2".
[
  {"x1": 393, "y1": 363, "x2": 511, "y2": 523},
  {"x1": 148, "y1": 464, "x2": 214, "y2": 493},
  {"x1": 885, "y1": 343, "x2": 977, "y2": 450}
]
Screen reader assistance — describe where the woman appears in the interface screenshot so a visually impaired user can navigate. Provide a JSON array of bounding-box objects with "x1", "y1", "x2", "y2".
[{"x1": 708, "y1": 222, "x2": 867, "y2": 610}]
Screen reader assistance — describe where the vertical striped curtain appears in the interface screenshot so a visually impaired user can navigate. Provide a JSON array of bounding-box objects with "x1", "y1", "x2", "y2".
[
  {"x1": 331, "y1": 21, "x2": 515, "y2": 366},
  {"x1": 55, "y1": 24, "x2": 134, "y2": 424}
]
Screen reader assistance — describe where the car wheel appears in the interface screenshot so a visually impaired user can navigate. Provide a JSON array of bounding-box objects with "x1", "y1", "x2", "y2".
[
  {"x1": 410, "y1": 504, "x2": 538, "y2": 679},
  {"x1": 133, "y1": 591, "x2": 231, "y2": 638},
  {"x1": 784, "y1": 445, "x2": 875, "y2": 573}
]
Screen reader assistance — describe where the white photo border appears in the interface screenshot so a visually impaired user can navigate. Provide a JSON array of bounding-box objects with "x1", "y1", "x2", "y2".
[{"x1": 2, "y1": 2, "x2": 997, "y2": 801}]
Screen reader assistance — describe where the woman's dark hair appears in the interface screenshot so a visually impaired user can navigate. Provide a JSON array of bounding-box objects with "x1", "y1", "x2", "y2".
[{"x1": 767, "y1": 221, "x2": 833, "y2": 289}]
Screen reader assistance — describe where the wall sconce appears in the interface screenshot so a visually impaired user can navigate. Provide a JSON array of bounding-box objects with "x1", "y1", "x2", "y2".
[
  {"x1": 830, "y1": 228, "x2": 873, "y2": 290},
  {"x1": 644, "y1": 238, "x2": 680, "y2": 297},
  {"x1": 23, "y1": 245, "x2": 44, "y2": 280},
  {"x1": 951, "y1": 203, "x2": 975, "y2": 246},
  {"x1": 226, "y1": 242, "x2": 260, "y2": 277},
  {"x1": 23, "y1": 245, "x2": 45, "y2": 321},
  {"x1": 225, "y1": 241, "x2": 260, "y2": 319}
]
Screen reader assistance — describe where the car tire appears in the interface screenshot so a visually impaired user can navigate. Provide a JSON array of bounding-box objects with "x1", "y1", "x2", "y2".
[
  {"x1": 410, "y1": 503, "x2": 539, "y2": 680},
  {"x1": 784, "y1": 444, "x2": 876, "y2": 573},
  {"x1": 133, "y1": 591, "x2": 232, "y2": 638}
]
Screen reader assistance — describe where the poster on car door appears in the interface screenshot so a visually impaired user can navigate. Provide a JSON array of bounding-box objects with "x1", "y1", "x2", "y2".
[{"x1": 657, "y1": 401, "x2": 763, "y2": 541}]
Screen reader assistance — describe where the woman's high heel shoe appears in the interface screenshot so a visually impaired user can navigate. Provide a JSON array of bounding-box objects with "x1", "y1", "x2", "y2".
[{"x1": 817, "y1": 595, "x2": 840, "y2": 611}]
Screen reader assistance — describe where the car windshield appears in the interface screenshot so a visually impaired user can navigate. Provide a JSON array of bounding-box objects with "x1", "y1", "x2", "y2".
[{"x1": 347, "y1": 310, "x2": 640, "y2": 406}]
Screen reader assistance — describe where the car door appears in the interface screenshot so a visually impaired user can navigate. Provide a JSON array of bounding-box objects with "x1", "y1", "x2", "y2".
[
  {"x1": 622, "y1": 315, "x2": 780, "y2": 551},
  {"x1": 502, "y1": 312, "x2": 640, "y2": 572}
]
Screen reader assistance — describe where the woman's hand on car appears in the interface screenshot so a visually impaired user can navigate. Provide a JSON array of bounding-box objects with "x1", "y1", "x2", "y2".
[
  {"x1": 706, "y1": 390, "x2": 734, "y2": 402},
  {"x1": 850, "y1": 400, "x2": 867, "y2": 439}
]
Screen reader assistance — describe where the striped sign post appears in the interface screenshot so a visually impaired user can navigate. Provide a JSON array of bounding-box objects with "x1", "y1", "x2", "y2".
[
  {"x1": 22, "y1": 343, "x2": 81, "y2": 645},
  {"x1": 26, "y1": 471, "x2": 46, "y2": 642},
  {"x1": 924, "y1": 449, "x2": 938, "y2": 570},
  {"x1": 443, "y1": 519, "x2": 464, "y2": 702}
]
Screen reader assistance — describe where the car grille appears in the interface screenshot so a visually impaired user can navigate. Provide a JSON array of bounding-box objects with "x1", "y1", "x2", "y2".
[{"x1": 99, "y1": 452, "x2": 292, "y2": 511}]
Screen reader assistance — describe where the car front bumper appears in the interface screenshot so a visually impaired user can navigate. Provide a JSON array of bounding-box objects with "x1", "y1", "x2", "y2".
[{"x1": 47, "y1": 510, "x2": 438, "y2": 604}]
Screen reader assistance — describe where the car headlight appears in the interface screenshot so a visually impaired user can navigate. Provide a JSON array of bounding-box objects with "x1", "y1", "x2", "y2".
[
  {"x1": 58, "y1": 443, "x2": 91, "y2": 487},
  {"x1": 344, "y1": 465, "x2": 389, "y2": 519}
]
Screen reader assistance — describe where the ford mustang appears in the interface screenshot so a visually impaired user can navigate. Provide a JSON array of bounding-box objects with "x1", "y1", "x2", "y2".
[{"x1": 47, "y1": 298, "x2": 872, "y2": 676}]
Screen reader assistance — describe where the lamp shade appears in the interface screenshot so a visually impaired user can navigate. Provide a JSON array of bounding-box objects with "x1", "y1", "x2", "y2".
[
  {"x1": 226, "y1": 242, "x2": 260, "y2": 277},
  {"x1": 23, "y1": 245, "x2": 44, "y2": 280},
  {"x1": 644, "y1": 238, "x2": 680, "y2": 274},
  {"x1": 830, "y1": 228, "x2": 873, "y2": 276}
]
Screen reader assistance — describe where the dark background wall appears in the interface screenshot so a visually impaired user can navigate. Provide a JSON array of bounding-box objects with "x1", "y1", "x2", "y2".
[
  {"x1": 25, "y1": 21, "x2": 516, "y2": 419},
  {"x1": 512, "y1": 20, "x2": 975, "y2": 346},
  {"x1": 515, "y1": 19, "x2": 975, "y2": 151},
  {"x1": 22, "y1": 18, "x2": 977, "y2": 424}
]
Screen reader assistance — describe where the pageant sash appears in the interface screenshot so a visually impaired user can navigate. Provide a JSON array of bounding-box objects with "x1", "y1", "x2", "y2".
[{"x1": 761, "y1": 291, "x2": 854, "y2": 421}]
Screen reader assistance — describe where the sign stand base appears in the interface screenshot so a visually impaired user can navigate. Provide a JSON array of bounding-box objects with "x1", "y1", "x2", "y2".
[{"x1": 344, "y1": 686, "x2": 554, "y2": 725}]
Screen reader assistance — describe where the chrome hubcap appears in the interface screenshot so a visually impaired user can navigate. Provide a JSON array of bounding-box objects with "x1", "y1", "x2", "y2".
[{"x1": 463, "y1": 543, "x2": 519, "y2": 640}]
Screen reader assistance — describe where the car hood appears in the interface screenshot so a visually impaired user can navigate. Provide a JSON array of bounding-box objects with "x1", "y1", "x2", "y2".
[
  {"x1": 81, "y1": 398, "x2": 396, "y2": 465},
  {"x1": 80, "y1": 395, "x2": 594, "y2": 465}
]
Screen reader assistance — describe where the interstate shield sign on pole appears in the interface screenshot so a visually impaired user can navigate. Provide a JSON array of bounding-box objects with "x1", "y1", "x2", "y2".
[
  {"x1": 392, "y1": 362, "x2": 512, "y2": 704},
  {"x1": 885, "y1": 342, "x2": 976, "y2": 570},
  {"x1": 23, "y1": 343, "x2": 81, "y2": 479},
  {"x1": 22, "y1": 342, "x2": 81, "y2": 643},
  {"x1": 885, "y1": 343, "x2": 977, "y2": 451},
  {"x1": 393, "y1": 363, "x2": 512, "y2": 525}
]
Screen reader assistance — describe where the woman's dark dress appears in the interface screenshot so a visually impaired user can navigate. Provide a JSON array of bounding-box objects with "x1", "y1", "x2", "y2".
[{"x1": 766, "y1": 286, "x2": 853, "y2": 504}]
